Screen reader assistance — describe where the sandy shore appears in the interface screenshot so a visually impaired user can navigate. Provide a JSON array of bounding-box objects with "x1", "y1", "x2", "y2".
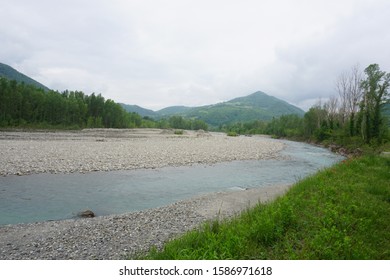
[{"x1": 0, "y1": 129, "x2": 289, "y2": 259}]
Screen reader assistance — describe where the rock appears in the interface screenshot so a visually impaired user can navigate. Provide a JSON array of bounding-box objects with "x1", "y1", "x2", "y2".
[{"x1": 78, "y1": 210, "x2": 95, "y2": 218}]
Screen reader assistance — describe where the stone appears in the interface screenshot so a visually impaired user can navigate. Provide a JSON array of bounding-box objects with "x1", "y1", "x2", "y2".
[{"x1": 78, "y1": 210, "x2": 95, "y2": 218}]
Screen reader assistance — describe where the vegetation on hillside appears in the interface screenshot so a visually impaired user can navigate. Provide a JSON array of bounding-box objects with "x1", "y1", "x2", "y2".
[
  {"x1": 120, "y1": 91, "x2": 305, "y2": 128},
  {"x1": 161, "y1": 91, "x2": 305, "y2": 127},
  {"x1": 0, "y1": 62, "x2": 49, "y2": 91}
]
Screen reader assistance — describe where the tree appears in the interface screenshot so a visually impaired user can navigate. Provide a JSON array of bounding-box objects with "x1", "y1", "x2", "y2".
[
  {"x1": 323, "y1": 96, "x2": 339, "y2": 130},
  {"x1": 360, "y1": 64, "x2": 390, "y2": 143},
  {"x1": 336, "y1": 64, "x2": 363, "y2": 136},
  {"x1": 169, "y1": 116, "x2": 186, "y2": 129},
  {"x1": 303, "y1": 100, "x2": 328, "y2": 139}
]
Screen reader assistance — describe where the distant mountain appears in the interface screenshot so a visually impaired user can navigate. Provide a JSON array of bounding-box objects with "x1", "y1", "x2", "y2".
[
  {"x1": 119, "y1": 103, "x2": 157, "y2": 117},
  {"x1": 157, "y1": 106, "x2": 192, "y2": 116},
  {"x1": 183, "y1": 91, "x2": 304, "y2": 126},
  {"x1": 0, "y1": 62, "x2": 49, "y2": 91},
  {"x1": 121, "y1": 91, "x2": 305, "y2": 127}
]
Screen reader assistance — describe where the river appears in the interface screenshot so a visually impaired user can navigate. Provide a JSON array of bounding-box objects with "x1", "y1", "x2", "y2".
[{"x1": 0, "y1": 139, "x2": 344, "y2": 225}]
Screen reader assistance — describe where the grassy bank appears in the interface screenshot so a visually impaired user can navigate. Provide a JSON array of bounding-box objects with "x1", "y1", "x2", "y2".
[{"x1": 141, "y1": 155, "x2": 390, "y2": 259}]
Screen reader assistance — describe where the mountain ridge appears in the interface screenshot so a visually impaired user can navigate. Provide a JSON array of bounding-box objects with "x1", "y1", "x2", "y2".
[
  {"x1": 0, "y1": 63, "x2": 49, "y2": 91},
  {"x1": 122, "y1": 91, "x2": 305, "y2": 127}
]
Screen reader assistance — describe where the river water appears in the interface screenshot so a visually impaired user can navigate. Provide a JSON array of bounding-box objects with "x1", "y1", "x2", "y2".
[{"x1": 0, "y1": 139, "x2": 344, "y2": 225}]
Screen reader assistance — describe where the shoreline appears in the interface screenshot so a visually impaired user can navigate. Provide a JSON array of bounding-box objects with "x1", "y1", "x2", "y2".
[
  {"x1": 0, "y1": 184, "x2": 291, "y2": 260},
  {"x1": 0, "y1": 128, "x2": 290, "y2": 259},
  {"x1": 0, "y1": 128, "x2": 285, "y2": 176}
]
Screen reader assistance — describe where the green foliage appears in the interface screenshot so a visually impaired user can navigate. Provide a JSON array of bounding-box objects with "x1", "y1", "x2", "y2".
[
  {"x1": 184, "y1": 92, "x2": 304, "y2": 128},
  {"x1": 360, "y1": 64, "x2": 390, "y2": 144},
  {"x1": 0, "y1": 77, "x2": 209, "y2": 132},
  {"x1": 140, "y1": 156, "x2": 390, "y2": 260},
  {"x1": 221, "y1": 120, "x2": 267, "y2": 135},
  {"x1": 265, "y1": 114, "x2": 304, "y2": 138},
  {"x1": 227, "y1": 131, "x2": 239, "y2": 137},
  {"x1": 167, "y1": 115, "x2": 208, "y2": 131},
  {"x1": 174, "y1": 129, "x2": 184, "y2": 135},
  {"x1": 122, "y1": 92, "x2": 304, "y2": 129},
  {"x1": 0, "y1": 78, "x2": 139, "y2": 129}
]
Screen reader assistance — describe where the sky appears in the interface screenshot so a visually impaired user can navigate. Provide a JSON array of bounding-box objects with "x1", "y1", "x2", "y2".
[{"x1": 1, "y1": 0, "x2": 390, "y2": 111}]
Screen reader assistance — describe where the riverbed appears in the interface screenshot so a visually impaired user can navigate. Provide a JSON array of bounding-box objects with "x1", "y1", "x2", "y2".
[
  {"x1": 0, "y1": 129, "x2": 343, "y2": 259},
  {"x1": 1, "y1": 137, "x2": 342, "y2": 225}
]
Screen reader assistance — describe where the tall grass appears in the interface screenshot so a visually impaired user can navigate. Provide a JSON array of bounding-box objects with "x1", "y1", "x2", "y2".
[{"x1": 141, "y1": 156, "x2": 390, "y2": 259}]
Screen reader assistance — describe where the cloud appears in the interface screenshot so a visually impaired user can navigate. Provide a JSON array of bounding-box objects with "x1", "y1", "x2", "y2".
[{"x1": 1, "y1": 0, "x2": 390, "y2": 111}]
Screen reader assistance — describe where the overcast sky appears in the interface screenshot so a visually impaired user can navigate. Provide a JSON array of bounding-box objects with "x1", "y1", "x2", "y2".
[{"x1": 2, "y1": 0, "x2": 390, "y2": 111}]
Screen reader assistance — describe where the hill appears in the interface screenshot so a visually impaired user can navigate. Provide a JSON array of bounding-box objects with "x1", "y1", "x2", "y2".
[
  {"x1": 0, "y1": 62, "x2": 49, "y2": 91},
  {"x1": 120, "y1": 91, "x2": 305, "y2": 127},
  {"x1": 157, "y1": 106, "x2": 192, "y2": 116},
  {"x1": 119, "y1": 104, "x2": 157, "y2": 117},
  {"x1": 183, "y1": 91, "x2": 304, "y2": 126}
]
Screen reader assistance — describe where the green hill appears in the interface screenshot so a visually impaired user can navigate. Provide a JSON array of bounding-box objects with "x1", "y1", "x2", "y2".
[
  {"x1": 119, "y1": 103, "x2": 157, "y2": 117},
  {"x1": 0, "y1": 62, "x2": 49, "y2": 91},
  {"x1": 181, "y1": 91, "x2": 305, "y2": 127},
  {"x1": 121, "y1": 91, "x2": 305, "y2": 127},
  {"x1": 157, "y1": 106, "x2": 192, "y2": 116}
]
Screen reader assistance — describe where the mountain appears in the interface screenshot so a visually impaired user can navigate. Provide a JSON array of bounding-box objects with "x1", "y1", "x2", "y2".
[
  {"x1": 157, "y1": 106, "x2": 192, "y2": 116},
  {"x1": 121, "y1": 91, "x2": 305, "y2": 126},
  {"x1": 183, "y1": 91, "x2": 304, "y2": 126},
  {"x1": 0, "y1": 62, "x2": 49, "y2": 91},
  {"x1": 119, "y1": 103, "x2": 157, "y2": 117}
]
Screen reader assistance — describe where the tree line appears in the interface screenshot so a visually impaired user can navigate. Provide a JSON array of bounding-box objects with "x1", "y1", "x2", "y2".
[
  {"x1": 223, "y1": 64, "x2": 390, "y2": 146},
  {"x1": 0, "y1": 78, "x2": 208, "y2": 131},
  {"x1": 0, "y1": 78, "x2": 141, "y2": 128}
]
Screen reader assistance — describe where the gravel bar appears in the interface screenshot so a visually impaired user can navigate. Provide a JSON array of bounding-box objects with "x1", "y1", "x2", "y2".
[
  {"x1": 0, "y1": 129, "x2": 287, "y2": 259},
  {"x1": 0, "y1": 129, "x2": 285, "y2": 176}
]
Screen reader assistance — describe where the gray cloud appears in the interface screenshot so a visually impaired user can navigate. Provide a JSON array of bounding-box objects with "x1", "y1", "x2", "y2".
[{"x1": 2, "y1": 0, "x2": 390, "y2": 111}]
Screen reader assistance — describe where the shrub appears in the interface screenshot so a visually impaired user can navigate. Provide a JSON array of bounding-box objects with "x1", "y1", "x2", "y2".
[{"x1": 227, "y1": 131, "x2": 238, "y2": 137}]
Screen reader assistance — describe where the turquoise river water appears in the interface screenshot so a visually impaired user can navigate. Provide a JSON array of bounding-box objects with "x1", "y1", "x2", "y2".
[{"x1": 0, "y1": 139, "x2": 344, "y2": 225}]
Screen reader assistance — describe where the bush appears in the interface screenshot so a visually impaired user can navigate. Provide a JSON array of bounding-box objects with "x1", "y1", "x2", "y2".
[{"x1": 227, "y1": 131, "x2": 238, "y2": 137}]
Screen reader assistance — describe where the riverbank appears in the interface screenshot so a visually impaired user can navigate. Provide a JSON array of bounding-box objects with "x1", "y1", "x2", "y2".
[
  {"x1": 0, "y1": 184, "x2": 291, "y2": 260},
  {"x1": 144, "y1": 155, "x2": 390, "y2": 260},
  {"x1": 0, "y1": 128, "x2": 290, "y2": 259},
  {"x1": 0, "y1": 128, "x2": 284, "y2": 176}
]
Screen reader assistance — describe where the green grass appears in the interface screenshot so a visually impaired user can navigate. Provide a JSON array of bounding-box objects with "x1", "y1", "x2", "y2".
[{"x1": 140, "y1": 156, "x2": 390, "y2": 259}]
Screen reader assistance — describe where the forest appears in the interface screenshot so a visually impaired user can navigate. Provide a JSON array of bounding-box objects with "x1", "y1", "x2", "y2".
[{"x1": 0, "y1": 78, "x2": 208, "y2": 131}]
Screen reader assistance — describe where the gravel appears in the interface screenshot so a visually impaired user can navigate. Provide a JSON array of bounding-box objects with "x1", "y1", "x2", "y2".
[
  {"x1": 0, "y1": 129, "x2": 287, "y2": 259},
  {"x1": 0, "y1": 129, "x2": 285, "y2": 176},
  {"x1": 0, "y1": 185, "x2": 291, "y2": 260}
]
